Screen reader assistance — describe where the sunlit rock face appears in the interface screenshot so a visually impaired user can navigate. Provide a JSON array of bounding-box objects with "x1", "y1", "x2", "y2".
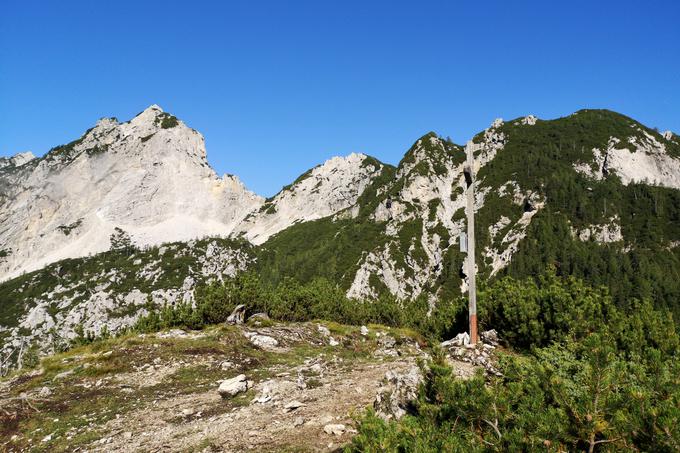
[
  {"x1": 0, "y1": 105, "x2": 263, "y2": 280},
  {"x1": 235, "y1": 152, "x2": 384, "y2": 245}
]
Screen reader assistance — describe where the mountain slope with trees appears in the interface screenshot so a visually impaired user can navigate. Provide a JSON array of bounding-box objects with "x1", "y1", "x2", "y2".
[{"x1": 1, "y1": 108, "x2": 679, "y2": 366}]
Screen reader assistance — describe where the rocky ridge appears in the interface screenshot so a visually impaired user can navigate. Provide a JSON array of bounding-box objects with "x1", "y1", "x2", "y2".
[{"x1": 235, "y1": 153, "x2": 385, "y2": 245}]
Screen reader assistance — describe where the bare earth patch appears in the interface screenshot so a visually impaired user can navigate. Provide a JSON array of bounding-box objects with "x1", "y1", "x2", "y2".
[{"x1": 95, "y1": 357, "x2": 415, "y2": 452}]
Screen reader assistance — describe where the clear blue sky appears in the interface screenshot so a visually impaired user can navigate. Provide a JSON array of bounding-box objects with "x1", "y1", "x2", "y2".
[{"x1": 1, "y1": 0, "x2": 678, "y2": 196}]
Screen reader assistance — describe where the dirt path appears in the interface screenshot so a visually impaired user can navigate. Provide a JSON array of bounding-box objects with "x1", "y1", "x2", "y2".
[{"x1": 94, "y1": 357, "x2": 414, "y2": 452}]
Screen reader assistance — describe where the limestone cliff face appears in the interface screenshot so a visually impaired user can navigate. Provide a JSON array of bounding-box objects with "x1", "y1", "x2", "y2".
[
  {"x1": 574, "y1": 131, "x2": 680, "y2": 189},
  {"x1": 0, "y1": 106, "x2": 264, "y2": 280},
  {"x1": 236, "y1": 153, "x2": 384, "y2": 245}
]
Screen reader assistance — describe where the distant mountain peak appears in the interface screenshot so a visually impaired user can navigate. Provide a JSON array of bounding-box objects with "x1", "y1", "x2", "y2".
[{"x1": 0, "y1": 151, "x2": 36, "y2": 169}]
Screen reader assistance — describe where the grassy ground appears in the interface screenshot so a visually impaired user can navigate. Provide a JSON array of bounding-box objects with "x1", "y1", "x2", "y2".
[{"x1": 0, "y1": 321, "x2": 424, "y2": 452}]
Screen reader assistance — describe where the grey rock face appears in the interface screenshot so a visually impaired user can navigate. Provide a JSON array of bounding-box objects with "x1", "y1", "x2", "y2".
[{"x1": 373, "y1": 365, "x2": 423, "y2": 420}]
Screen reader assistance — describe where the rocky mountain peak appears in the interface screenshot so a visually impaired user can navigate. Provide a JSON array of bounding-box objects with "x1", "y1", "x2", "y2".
[
  {"x1": 235, "y1": 152, "x2": 385, "y2": 244},
  {"x1": 397, "y1": 132, "x2": 464, "y2": 182},
  {"x1": 130, "y1": 104, "x2": 165, "y2": 125},
  {"x1": 0, "y1": 151, "x2": 36, "y2": 169},
  {"x1": 0, "y1": 106, "x2": 264, "y2": 281}
]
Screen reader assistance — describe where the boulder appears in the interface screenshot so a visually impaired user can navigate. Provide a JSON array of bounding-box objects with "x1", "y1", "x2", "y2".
[
  {"x1": 226, "y1": 305, "x2": 247, "y2": 325},
  {"x1": 218, "y1": 374, "x2": 249, "y2": 398},
  {"x1": 374, "y1": 365, "x2": 423, "y2": 420},
  {"x1": 378, "y1": 335, "x2": 396, "y2": 349},
  {"x1": 38, "y1": 386, "x2": 52, "y2": 398},
  {"x1": 53, "y1": 369, "x2": 74, "y2": 381},
  {"x1": 360, "y1": 326, "x2": 369, "y2": 336},
  {"x1": 244, "y1": 332, "x2": 279, "y2": 349},
  {"x1": 323, "y1": 424, "x2": 346, "y2": 436},
  {"x1": 247, "y1": 312, "x2": 270, "y2": 324},
  {"x1": 441, "y1": 332, "x2": 469, "y2": 347},
  {"x1": 284, "y1": 400, "x2": 306, "y2": 412},
  {"x1": 220, "y1": 361, "x2": 234, "y2": 371},
  {"x1": 480, "y1": 329, "x2": 499, "y2": 346}
]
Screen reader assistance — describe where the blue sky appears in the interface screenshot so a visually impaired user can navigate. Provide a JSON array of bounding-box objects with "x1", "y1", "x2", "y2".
[{"x1": 1, "y1": 1, "x2": 678, "y2": 196}]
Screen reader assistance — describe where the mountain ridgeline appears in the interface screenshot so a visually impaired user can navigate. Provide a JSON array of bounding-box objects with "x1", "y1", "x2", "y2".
[{"x1": 1, "y1": 106, "x2": 679, "y2": 359}]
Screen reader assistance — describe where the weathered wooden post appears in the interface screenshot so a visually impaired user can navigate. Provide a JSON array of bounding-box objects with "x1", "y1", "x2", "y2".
[{"x1": 464, "y1": 141, "x2": 478, "y2": 344}]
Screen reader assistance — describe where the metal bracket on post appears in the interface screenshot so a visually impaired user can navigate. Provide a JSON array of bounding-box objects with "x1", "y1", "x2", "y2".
[{"x1": 465, "y1": 141, "x2": 478, "y2": 345}]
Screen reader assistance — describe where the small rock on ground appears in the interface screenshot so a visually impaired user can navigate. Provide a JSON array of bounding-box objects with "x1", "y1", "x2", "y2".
[
  {"x1": 324, "y1": 424, "x2": 346, "y2": 436},
  {"x1": 218, "y1": 374, "x2": 249, "y2": 398}
]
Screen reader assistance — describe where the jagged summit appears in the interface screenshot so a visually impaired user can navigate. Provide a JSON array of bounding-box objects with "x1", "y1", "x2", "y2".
[
  {"x1": 0, "y1": 106, "x2": 264, "y2": 280},
  {"x1": 145, "y1": 103, "x2": 163, "y2": 112},
  {"x1": 398, "y1": 132, "x2": 464, "y2": 174}
]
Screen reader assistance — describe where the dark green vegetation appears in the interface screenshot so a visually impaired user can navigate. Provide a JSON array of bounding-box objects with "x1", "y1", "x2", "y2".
[
  {"x1": 140, "y1": 133, "x2": 155, "y2": 143},
  {"x1": 475, "y1": 110, "x2": 680, "y2": 318},
  {"x1": 56, "y1": 219, "x2": 83, "y2": 236},
  {"x1": 41, "y1": 129, "x2": 111, "y2": 164},
  {"x1": 130, "y1": 273, "x2": 463, "y2": 342},
  {"x1": 349, "y1": 271, "x2": 680, "y2": 452},
  {"x1": 10, "y1": 268, "x2": 677, "y2": 451},
  {"x1": 155, "y1": 112, "x2": 179, "y2": 129}
]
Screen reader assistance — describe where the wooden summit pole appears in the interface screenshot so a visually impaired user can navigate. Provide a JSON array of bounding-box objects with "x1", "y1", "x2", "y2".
[{"x1": 464, "y1": 141, "x2": 478, "y2": 344}]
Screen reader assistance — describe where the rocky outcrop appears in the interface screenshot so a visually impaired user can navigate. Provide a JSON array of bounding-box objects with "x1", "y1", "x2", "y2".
[
  {"x1": 349, "y1": 125, "x2": 507, "y2": 300},
  {"x1": 226, "y1": 305, "x2": 247, "y2": 325},
  {"x1": 521, "y1": 115, "x2": 538, "y2": 126},
  {"x1": 484, "y1": 191, "x2": 545, "y2": 277},
  {"x1": 0, "y1": 151, "x2": 36, "y2": 169},
  {"x1": 235, "y1": 153, "x2": 383, "y2": 245},
  {"x1": 440, "y1": 330, "x2": 501, "y2": 377},
  {"x1": 571, "y1": 216, "x2": 624, "y2": 244},
  {"x1": 373, "y1": 365, "x2": 423, "y2": 420},
  {"x1": 574, "y1": 134, "x2": 680, "y2": 189},
  {"x1": 0, "y1": 238, "x2": 252, "y2": 368}
]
